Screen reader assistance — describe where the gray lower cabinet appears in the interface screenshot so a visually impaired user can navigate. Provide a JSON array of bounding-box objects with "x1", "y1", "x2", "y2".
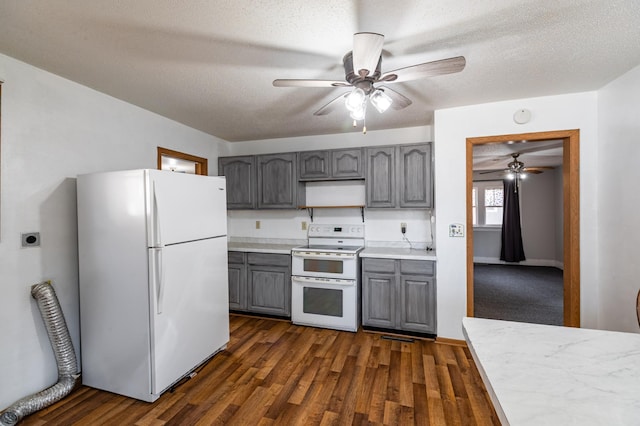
[
  {"x1": 362, "y1": 257, "x2": 436, "y2": 334},
  {"x1": 366, "y1": 143, "x2": 433, "y2": 208},
  {"x1": 218, "y1": 156, "x2": 256, "y2": 209},
  {"x1": 257, "y1": 153, "x2": 305, "y2": 209},
  {"x1": 228, "y1": 251, "x2": 247, "y2": 310},
  {"x1": 227, "y1": 251, "x2": 291, "y2": 317}
]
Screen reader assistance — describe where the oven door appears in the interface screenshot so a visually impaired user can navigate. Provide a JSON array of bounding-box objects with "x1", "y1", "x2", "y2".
[
  {"x1": 291, "y1": 251, "x2": 358, "y2": 279},
  {"x1": 291, "y1": 275, "x2": 359, "y2": 332}
]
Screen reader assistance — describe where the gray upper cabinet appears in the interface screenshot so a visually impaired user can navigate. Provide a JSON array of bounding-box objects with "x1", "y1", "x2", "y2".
[
  {"x1": 218, "y1": 156, "x2": 256, "y2": 209},
  {"x1": 332, "y1": 148, "x2": 364, "y2": 179},
  {"x1": 257, "y1": 153, "x2": 305, "y2": 209},
  {"x1": 299, "y1": 151, "x2": 330, "y2": 180},
  {"x1": 366, "y1": 146, "x2": 396, "y2": 208},
  {"x1": 299, "y1": 148, "x2": 364, "y2": 181},
  {"x1": 366, "y1": 143, "x2": 432, "y2": 209},
  {"x1": 398, "y1": 144, "x2": 433, "y2": 208}
]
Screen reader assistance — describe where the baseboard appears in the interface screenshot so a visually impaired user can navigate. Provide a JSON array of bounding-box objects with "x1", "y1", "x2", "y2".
[
  {"x1": 473, "y1": 257, "x2": 563, "y2": 270},
  {"x1": 435, "y1": 337, "x2": 467, "y2": 347}
]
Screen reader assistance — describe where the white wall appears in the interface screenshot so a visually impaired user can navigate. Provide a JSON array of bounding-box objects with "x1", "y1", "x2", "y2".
[
  {"x1": 0, "y1": 53, "x2": 226, "y2": 410},
  {"x1": 597, "y1": 64, "x2": 640, "y2": 333},
  {"x1": 472, "y1": 170, "x2": 562, "y2": 267},
  {"x1": 434, "y1": 92, "x2": 599, "y2": 339},
  {"x1": 225, "y1": 127, "x2": 436, "y2": 248}
]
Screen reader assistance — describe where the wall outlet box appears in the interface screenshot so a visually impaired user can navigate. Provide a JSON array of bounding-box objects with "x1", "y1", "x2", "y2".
[
  {"x1": 449, "y1": 223, "x2": 464, "y2": 237},
  {"x1": 255, "y1": 220, "x2": 261, "y2": 229},
  {"x1": 21, "y1": 232, "x2": 40, "y2": 247},
  {"x1": 301, "y1": 221, "x2": 308, "y2": 231},
  {"x1": 400, "y1": 222, "x2": 407, "y2": 234}
]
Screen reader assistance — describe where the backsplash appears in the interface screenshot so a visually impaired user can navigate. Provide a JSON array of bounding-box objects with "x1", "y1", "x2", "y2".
[{"x1": 227, "y1": 208, "x2": 434, "y2": 249}]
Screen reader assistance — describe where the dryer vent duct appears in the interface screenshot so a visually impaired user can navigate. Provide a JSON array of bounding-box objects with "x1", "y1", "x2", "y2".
[{"x1": 0, "y1": 282, "x2": 80, "y2": 426}]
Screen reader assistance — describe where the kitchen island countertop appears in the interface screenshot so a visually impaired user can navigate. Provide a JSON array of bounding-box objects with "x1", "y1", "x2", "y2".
[
  {"x1": 360, "y1": 247, "x2": 436, "y2": 261},
  {"x1": 462, "y1": 317, "x2": 640, "y2": 425}
]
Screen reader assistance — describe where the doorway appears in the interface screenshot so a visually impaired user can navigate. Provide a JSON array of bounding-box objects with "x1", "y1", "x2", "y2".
[
  {"x1": 466, "y1": 129, "x2": 580, "y2": 327},
  {"x1": 157, "y1": 147, "x2": 208, "y2": 175}
]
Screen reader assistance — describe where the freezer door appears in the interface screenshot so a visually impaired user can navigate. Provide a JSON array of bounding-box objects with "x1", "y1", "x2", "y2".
[
  {"x1": 149, "y1": 236, "x2": 229, "y2": 395},
  {"x1": 147, "y1": 170, "x2": 227, "y2": 247}
]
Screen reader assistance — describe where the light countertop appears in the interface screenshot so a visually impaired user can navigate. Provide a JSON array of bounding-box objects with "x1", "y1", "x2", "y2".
[
  {"x1": 462, "y1": 317, "x2": 640, "y2": 425},
  {"x1": 360, "y1": 247, "x2": 436, "y2": 261},
  {"x1": 227, "y1": 240, "x2": 303, "y2": 254}
]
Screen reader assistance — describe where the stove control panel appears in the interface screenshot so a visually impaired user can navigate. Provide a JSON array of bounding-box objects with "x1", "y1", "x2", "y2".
[{"x1": 307, "y1": 224, "x2": 364, "y2": 239}]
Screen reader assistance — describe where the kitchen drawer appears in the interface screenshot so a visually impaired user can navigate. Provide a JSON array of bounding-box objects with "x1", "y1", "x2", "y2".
[
  {"x1": 362, "y1": 258, "x2": 396, "y2": 274},
  {"x1": 228, "y1": 251, "x2": 245, "y2": 264},
  {"x1": 247, "y1": 252, "x2": 291, "y2": 267},
  {"x1": 400, "y1": 259, "x2": 435, "y2": 276}
]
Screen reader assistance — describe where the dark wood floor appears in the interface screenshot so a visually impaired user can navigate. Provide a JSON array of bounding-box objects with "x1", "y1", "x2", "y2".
[{"x1": 20, "y1": 315, "x2": 499, "y2": 425}]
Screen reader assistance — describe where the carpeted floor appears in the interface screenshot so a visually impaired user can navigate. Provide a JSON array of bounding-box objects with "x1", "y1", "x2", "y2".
[{"x1": 473, "y1": 263, "x2": 563, "y2": 326}]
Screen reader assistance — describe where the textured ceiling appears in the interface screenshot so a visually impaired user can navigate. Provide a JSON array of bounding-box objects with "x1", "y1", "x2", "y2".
[
  {"x1": 473, "y1": 140, "x2": 564, "y2": 172},
  {"x1": 1, "y1": 1, "x2": 639, "y2": 142}
]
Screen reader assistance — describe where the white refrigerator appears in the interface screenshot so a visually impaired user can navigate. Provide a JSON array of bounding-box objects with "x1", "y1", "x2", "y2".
[{"x1": 77, "y1": 169, "x2": 229, "y2": 402}]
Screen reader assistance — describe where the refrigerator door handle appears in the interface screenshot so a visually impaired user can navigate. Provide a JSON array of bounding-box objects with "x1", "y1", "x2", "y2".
[
  {"x1": 149, "y1": 248, "x2": 164, "y2": 314},
  {"x1": 149, "y1": 179, "x2": 162, "y2": 248}
]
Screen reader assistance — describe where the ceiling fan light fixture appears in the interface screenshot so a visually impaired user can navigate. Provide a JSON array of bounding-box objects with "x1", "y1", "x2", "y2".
[
  {"x1": 349, "y1": 102, "x2": 367, "y2": 121},
  {"x1": 370, "y1": 89, "x2": 393, "y2": 113},
  {"x1": 345, "y1": 88, "x2": 366, "y2": 112}
]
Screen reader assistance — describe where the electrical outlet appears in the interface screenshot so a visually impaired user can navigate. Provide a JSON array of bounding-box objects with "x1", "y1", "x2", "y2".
[
  {"x1": 301, "y1": 221, "x2": 307, "y2": 231},
  {"x1": 255, "y1": 220, "x2": 261, "y2": 229},
  {"x1": 400, "y1": 222, "x2": 407, "y2": 234}
]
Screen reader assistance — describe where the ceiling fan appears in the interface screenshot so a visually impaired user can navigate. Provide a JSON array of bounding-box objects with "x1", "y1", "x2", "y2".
[
  {"x1": 479, "y1": 153, "x2": 554, "y2": 178},
  {"x1": 273, "y1": 32, "x2": 466, "y2": 131}
]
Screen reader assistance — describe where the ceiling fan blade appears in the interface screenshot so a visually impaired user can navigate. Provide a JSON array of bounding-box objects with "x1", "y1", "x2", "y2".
[
  {"x1": 313, "y1": 92, "x2": 349, "y2": 116},
  {"x1": 352, "y1": 32, "x2": 384, "y2": 78},
  {"x1": 273, "y1": 79, "x2": 351, "y2": 88},
  {"x1": 478, "y1": 170, "x2": 505, "y2": 175},
  {"x1": 378, "y1": 86, "x2": 412, "y2": 110},
  {"x1": 379, "y1": 56, "x2": 466, "y2": 83}
]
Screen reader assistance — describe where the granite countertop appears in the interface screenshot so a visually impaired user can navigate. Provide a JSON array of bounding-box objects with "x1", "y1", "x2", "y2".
[
  {"x1": 227, "y1": 239, "x2": 305, "y2": 254},
  {"x1": 462, "y1": 317, "x2": 640, "y2": 425},
  {"x1": 360, "y1": 247, "x2": 436, "y2": 261}
]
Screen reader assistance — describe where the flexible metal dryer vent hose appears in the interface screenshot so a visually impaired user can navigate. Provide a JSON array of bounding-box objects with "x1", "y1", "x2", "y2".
[{"x1": 0, "y1": 283, "x2": 80, "y2": 426}]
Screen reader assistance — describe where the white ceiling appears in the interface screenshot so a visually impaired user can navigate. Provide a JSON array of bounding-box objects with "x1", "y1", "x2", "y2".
[{"x1": 1, "y1": 1, "x2": 639, "y2": 142}]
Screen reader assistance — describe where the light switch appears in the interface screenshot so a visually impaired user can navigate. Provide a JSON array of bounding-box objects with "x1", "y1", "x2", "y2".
[{"x1": 449, "y1": 223, "x2": 464, "y2": 237}]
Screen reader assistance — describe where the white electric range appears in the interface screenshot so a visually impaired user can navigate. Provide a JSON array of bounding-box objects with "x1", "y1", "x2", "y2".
[{"x1": 291, "y1": 224, "x2": 364, "y2": 332}]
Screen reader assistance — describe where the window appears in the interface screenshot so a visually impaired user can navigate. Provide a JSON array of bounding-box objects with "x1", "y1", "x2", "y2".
[{"x1": 472, "y1": 181, "x2": 503, "y2": 226}]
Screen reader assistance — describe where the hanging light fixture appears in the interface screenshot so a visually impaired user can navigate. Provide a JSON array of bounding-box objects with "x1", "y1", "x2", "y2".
[
  {"x1": 506, "y1": 153, "x2": 527, "y2": 192},
  {"x1": 344, "y1": 85, "x2": 393, "y2": 133},
  {"x1": 344, "y1": 88, "x2": 366, "y2": 112},
  {"x1": 369, "y1": 89, "x2": 393, "y2": 113}
]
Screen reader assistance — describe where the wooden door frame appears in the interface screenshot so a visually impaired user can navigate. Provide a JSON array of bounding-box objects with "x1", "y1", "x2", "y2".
[
  {"x1": 466, "y1": 129, "x2": 580, "y2": 327},
  {"x1": 157, "y1": 146, "x2": 208, "y2": 175}
]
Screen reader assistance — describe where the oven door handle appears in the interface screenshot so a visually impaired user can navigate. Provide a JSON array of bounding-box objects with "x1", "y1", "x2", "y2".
[
  {"x1": 292, "y1": 275, "x2": 356, "y2": 286},
  {"x1": 291, "y1": 252, "x2": 356, "y2": 260}
]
